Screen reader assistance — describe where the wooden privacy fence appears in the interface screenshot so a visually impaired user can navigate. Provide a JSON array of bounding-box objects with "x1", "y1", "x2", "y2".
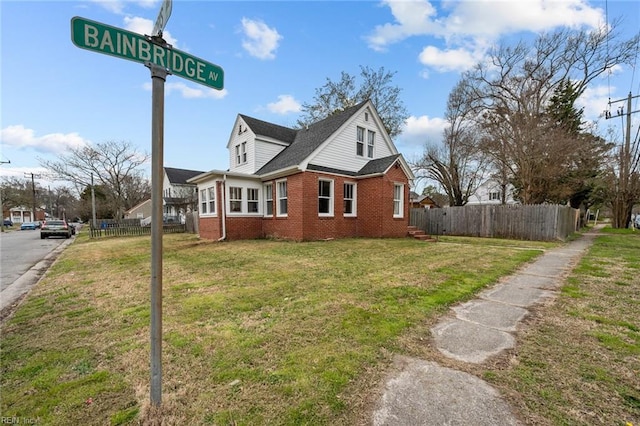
[
  {"x1": 410, "y1": 204, "x2": 580, "y2": 241},
  {"x1": 89, "y1": 218, "x2": 186, "y2": 238}
]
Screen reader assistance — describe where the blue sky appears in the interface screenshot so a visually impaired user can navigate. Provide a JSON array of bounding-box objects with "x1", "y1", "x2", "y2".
[{"x1": 1, "y1": 0, "x2": 639, "y2": 190}]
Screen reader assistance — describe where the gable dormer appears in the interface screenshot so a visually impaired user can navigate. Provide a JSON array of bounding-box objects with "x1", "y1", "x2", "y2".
[{"x1": 227, "y1": 115, "x2": 294, "y2": 175}]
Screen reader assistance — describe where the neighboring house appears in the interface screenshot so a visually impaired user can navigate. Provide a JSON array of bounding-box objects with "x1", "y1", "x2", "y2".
[
  {"x1": 125, "y1": 167, "x2": 203, "y2": 224},
  {"x1": 189, "y1": 100, "x2": 415, "y2": 241},
  {"x1": 466, "y1": 179, "x2": 517, "y2": 205},
  {"x1": 163, "y1": 167, "x2": 204, "y2": 222},
  {"x1": 410, "y1": 192, "x2": 440, "y2": 209},
  {"x1": 7, "y1": 207, "x2": 46, "y2": 223},
  {"x1": 125, "y1": 199, "x2": 152, "y2": 221}
]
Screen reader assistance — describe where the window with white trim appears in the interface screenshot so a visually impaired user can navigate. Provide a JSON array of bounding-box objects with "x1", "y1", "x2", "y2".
[
  {"x1": 207, "y1": 187, "x2": 216, "y2": 214},
  {"x1": 235, "y1": 145, "x2": 241, "y2": 165},
  {"x1": 393, "y1": 183, "x2": 404, "y2": 218},
  {"x1": 489, "y1": 192, "x2": 501, "y2": 201},
  {"x1": 277, "y1": 180, "x2": 288, "y2": 216},
  {"x1": 367, "y1": 130, "x2": 375, "y2": 158},
  {"x1": 343, "y1": 182, "x2": 356, "y2": 216},
  {"x1": 356, "y1": 126, "x2": 365, "y2": 157},
  {"x1": 229, "y1": 187, "x2": 242, "y2": 213},
  {"x1": 241, "y1": 142, "x2": 247, "y2": 163},
  {"x1": 318, "y1": 179, "x2": 334, "y2": 216},
  {"x1": 200, "y1": 186, "x2": 216, "y2": 215},
  {"x1": 248, "y1": 188, "x2": 259, "y2": 213},
  {"x1": 264, "y1": 183, "x2": 273, "y2": 216},
  {"x1": 200, "y1": 189, "x2": 207, "y2": 214}
]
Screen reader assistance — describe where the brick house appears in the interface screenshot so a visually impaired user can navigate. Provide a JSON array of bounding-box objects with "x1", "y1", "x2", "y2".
[{"x1": 188, "y1": 100, "x2": 415, "y2": 241}]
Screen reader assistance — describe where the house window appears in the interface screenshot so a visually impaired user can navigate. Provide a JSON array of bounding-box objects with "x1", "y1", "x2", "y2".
[
  {"x1": 277, "y1": 180, "x2": 288, "y2": 216},
  {"x1": 236, "y1": 143, "x2": 247, "y2": 165},
  {"x1": 248, "y1": 188, "x2": 259, "y2": 213},
  {"x1": 264, "y1": 183, "x2": 273, "y2": 216},
  {"x1": 229, "y1": 187, "x2": 242, "y2": 212},
  {"x1": 318, "y1": 179, "x2": 334, "y2": 216},
  {"x1": 200, "y1": 190, "x2": 206, "y2": 214},
  {"x1": 393, "y1": 183, "x2": 404, "y2": 218},
  {"x1": 200, "y1": 186, "x2": 216, "y2": 215},
  {"x1": 356, "y1": 126, "x2": 365, "y2": 157},
  {"x1": 365, "y1": 112, "x2": 369, "y2": 121},
  {"x1": 489, "y1": 192, "x2": 501, "y2": 201},
  {"x1": 343, "y1": 182, "x2": 356, "y2": 216},
  {"x1": 208, "y1": 187, "x2": 216, "y2": 213},
  {"x1": 367, "y1": 130, "x2": 375, "y2": 158}
]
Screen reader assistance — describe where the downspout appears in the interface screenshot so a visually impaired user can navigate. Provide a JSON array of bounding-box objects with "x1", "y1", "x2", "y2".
[{"x1": 218, "y1": 175, "x2": 227, "y2": 241}]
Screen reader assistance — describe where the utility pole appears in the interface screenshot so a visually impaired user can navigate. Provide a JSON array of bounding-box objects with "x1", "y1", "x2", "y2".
[
  {"x1": 24, "y1": 172, "x2": 41, "y2": 222},
  {"x1": 91, "y1": 173, "x2": 97, "y2": 228},
  {"x1": 0, "y1": 159, "x2": 10, "y2": 232},
  {"x1": 605, "y1": 92, "x2": 640, "y2": 228}
]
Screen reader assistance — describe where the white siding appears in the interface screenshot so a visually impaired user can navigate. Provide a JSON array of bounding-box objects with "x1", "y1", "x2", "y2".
[
  {"x1": 309, "y1": 107, "x2": 395, "y2": 173},
  {"x1": 467, "y1": 180, "x2": 517, "y2": 205},
  {"x1": 255, "y1": 139, "x2": 287, "y2": 171},
  {"x1": 228, "y1": 126, "x2": 255, "y2": 174}
]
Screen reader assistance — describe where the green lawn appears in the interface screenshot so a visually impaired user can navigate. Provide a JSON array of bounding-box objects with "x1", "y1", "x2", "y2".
[
  {"x1": 1, "y1": 233, "x2": 552, "y2": 425},
  {"x1": 7, "y1": 229, "x2": 638, "y2": 424}
]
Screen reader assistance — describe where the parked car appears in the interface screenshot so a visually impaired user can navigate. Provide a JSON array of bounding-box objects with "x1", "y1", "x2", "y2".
[
  {"x1": 40, "y1": 220, "x2": 73, "y2": 239},
  {"x1": 3, "y1": 219, "x2": 12, "y2": 227},
  {"x1": 20, "y1": 221, "x2": 40, "y2": 230}
]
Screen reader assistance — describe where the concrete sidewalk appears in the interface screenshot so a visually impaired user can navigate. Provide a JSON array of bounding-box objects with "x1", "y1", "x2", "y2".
[{"x1": 373, "y1": 228, "x2": 601, "y2": 425}]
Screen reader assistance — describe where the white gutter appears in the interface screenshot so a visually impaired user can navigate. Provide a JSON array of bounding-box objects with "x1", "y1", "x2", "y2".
[{"x1": 218, "y1": 175, "x2": 227, "y2": 241}]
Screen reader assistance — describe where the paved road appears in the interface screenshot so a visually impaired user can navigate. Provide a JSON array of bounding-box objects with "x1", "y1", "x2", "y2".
[
  {"x1": 0, "y1": 229, "x2": 75, "y2": 312},
  {"x1": 0, "y1": 229, "x2": 69, "y2": 291}
]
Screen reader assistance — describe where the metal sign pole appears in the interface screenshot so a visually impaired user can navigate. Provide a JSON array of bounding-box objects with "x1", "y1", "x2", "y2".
[{"x1": 148, "y1": 61, "x2": 168, "y2": 407}]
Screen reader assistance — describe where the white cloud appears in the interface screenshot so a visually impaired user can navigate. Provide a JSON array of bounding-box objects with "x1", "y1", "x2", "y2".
[
  {"x1": 142, "y1": 82, "x2": 228, "y2": 99},
  {"x1": 240, "y1": 18, "x2": 282, "y2": 60},
  {"x1": 0, "y1": 125, "x2": 90, "y2": 154},
  {"x1": 397, "y1": 115, "x2": 448, "y2": 149},
  {"x1": 577, "y1": 84, "x2": 614, "y2": 122},
  {"x1": 267, "y1": 95, "x2": 301, "y2": 115},
  {"x1": 123, "y1": 16, "x2": 178, "y2": 47},
  {"x1": 368, "y1": 0, "x2": 606, "y2": 75},
  {"x1": 418, "y1": 45, "x2": 478, "y2": 72},
  {"x1": 366, "y1": 0, "x2": 441, "y2": 52}
]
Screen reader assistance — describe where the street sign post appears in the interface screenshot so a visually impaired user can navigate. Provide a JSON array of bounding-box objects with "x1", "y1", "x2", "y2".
[
  {"x1": 152, "y1": 0, "x2": 172, "y2": 36},
  {"x1": 71, "y1": 14, "x2": 224, "y2": 409},
  {"x1": 71, "y1": 16, "x2": 224, "y2": 90}
]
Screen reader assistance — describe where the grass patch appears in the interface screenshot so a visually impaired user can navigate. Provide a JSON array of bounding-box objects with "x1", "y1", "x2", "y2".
[
  {"x1": 1, "y1": 234, "x2": 547, "y2": 424},
  {"x1": 484, "y1": 228, "x2": 640, "y2": 425}
]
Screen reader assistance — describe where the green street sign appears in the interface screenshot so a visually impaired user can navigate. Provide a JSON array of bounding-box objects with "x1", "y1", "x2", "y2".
[{"x1": 71, "y1": 16, "x2": 223, "y2": 90}]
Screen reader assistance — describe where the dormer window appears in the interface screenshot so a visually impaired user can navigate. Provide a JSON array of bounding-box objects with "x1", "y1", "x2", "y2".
[
  {"x1": 235, "y1": 142, "x2": 247, "y2": 165},
  {"x1": 365, "y1": 112, "x2": 369, "y2": 121},
  {"x1": 238, "y1": 124, "x2": 243, "y2": 135}
]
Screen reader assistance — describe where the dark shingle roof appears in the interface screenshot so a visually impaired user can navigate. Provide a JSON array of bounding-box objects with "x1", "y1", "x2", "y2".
[
  {"x1": 239, "y1": 115, "x2": 297, "y2": 144},
  {"x1": 255, "y1": 100, "x2": 369, "y2": 175},
  {"x1": 164, "y1": 167, "x2": 205, "y2": 185},
  {"x1": 306, "y1": 154, "x2": 401, "y2": 177},
  {"x1": 357, "y1": 154, "x2": 400, "y2": 175}
]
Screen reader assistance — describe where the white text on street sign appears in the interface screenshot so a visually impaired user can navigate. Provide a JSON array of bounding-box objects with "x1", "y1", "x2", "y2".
[
  {"x1": 71, "y1": 16, "x2": 223, "y2": 90},
  {"x1": 152, "y1": 0, "x2": 172, "y2": 36}
]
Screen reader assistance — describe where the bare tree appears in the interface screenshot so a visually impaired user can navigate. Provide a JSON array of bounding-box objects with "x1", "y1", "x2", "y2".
[
  {"x1": 412, "y1": 79, "x2": 488, "y2": 206},
  {"x1": 465, "y1": 21, "x2": 639, "y2": 205},
  {"x1": 297, "y1": 66, "x2": 409, "y2": 138},
  {"x1": 40, "y1": 140, "x2": 150, "y2": 219}
]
